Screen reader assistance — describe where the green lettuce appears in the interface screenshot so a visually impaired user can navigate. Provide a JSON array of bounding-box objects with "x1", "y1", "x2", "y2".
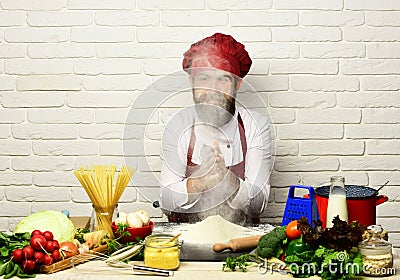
[{"x1": 14, "y1": 210, "x2": 75, "y2": 242}]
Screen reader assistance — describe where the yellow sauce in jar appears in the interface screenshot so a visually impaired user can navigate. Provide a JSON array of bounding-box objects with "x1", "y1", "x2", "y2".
[{"x1": 144, "y1": 234, "x2": 180, "y2": 270}]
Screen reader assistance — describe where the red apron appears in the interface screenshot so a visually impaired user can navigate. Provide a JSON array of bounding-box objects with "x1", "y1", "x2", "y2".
[{"x1": 166, "y1": 114, "x2": 260, "y2": 224}]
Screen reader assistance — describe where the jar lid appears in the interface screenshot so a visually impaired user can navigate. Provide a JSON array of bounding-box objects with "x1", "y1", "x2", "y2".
[{"x1": 358, "y1": 225, "x2": 392, "y2": 254}]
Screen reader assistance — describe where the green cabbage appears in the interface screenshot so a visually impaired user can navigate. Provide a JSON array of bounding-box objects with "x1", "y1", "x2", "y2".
[{"x1": 14, "y1": 210, "x2": 75, "y2": 242}]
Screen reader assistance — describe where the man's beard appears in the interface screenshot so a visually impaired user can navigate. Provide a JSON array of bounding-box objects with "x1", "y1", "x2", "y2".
[{"x1": 194, "y1": 94, "x2": 235, "y2": 127}]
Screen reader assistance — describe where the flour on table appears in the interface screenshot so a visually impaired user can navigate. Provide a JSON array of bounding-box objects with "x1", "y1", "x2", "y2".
[{"x1": 175, "y1": 215, "x2": 264, "y2": 244}]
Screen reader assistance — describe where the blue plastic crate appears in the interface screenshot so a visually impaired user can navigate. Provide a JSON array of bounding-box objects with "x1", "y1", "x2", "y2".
[{"x1": 281, "y1": 185, "x2": 319, "y2": 228}]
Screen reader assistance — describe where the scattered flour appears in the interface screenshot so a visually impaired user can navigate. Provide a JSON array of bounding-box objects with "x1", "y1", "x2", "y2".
[{"x1": 175, "y1": 215, "x2": 263, "y2": 244}]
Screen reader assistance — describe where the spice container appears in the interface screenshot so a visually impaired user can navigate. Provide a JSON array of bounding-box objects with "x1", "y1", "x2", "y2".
[
  {"x1": 144, "y1": 234, "x2": 181, "y2": 270},
  {"x1": 358, "y1": 225, "x2": 393, "y2": 276}
]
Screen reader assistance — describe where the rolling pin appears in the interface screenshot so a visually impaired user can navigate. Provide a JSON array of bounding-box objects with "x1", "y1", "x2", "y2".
[{"x1": 212, "y1": 235, "x2": 263, "y2": 252}]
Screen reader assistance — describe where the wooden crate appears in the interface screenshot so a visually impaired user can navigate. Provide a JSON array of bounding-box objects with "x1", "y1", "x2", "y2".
[{"x1": 39, "y1": 244, "x2": 108, "y2": 274}]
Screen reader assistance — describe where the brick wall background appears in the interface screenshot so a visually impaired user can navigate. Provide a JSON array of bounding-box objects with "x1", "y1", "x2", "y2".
[{"x1": 0, "y1": 0, "x2": 399, "y2": 248}]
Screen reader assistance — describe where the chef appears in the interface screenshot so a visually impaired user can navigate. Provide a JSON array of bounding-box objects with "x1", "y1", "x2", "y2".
[{"x1": 159, "y1": 33, "x2": 273, "y2": 225}]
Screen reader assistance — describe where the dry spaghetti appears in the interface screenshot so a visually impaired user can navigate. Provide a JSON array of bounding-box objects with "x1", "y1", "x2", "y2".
[{"x1": 74, "y1": 165, "x2": 135, "y2": 237}]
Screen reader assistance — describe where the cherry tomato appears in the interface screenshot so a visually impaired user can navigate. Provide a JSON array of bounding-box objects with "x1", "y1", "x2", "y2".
[{"x1": 286, "y1": 220, "x2": 302, "y2": 240}]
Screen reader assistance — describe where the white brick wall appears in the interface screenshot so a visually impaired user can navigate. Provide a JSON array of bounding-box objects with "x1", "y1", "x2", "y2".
[{"x1": 0, "y1": 2, "x2": 399, "y2": 248}]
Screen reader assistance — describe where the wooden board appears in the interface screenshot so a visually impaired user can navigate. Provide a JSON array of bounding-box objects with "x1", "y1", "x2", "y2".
[{"x1": 39, "y1": 244, "x2": 108, "y2": 274}]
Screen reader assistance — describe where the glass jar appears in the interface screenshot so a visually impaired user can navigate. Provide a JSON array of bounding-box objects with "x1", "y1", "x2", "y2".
[
  {"x1": 144, "y1": 234, "x2": 180, "y2": 270},
  {"x1": 326, "y1": 176, "x2": 348, "y2": 227},
  {"x1": 90, "y1": 204, "x2": 118, "y2": 234},
  {"x1": 358, "y1": 225, "x2": 393, "y2": 276}
]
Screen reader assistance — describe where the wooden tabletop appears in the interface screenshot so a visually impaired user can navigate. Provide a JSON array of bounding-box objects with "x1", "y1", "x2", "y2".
[{"x1": 33, "y1": 252, "x2": 400, "y2": 280}]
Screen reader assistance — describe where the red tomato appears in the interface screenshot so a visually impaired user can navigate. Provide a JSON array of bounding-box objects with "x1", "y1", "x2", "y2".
[{"x1": 286, "y1": 220, "x2": 302, "y2": 240}]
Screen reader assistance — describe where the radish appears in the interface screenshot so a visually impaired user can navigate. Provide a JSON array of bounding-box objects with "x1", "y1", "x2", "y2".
[
  {"x1": 30, "y1": 235, "x2": 47, "y2": 251},
  {"x1": 12, "y1": 248, "x2": 24, "y2": 263},
  {"x1": 34, "y1": 251, "x2": 45, "y2": 264},
  {"x1": 53, "y1": 240, "x2": 60, "y2": 250},
  {"x1": 52, "y1": 249, "x2": 61, "y2": 262},
  {"x1": 45, "y1": 241, "x2": 55, "y2": 253},
  {"x1": 31, "y1": 230, "x2": 42, "y2": 237},
  {"x1": 43, "y1": 254, "x2": 53, "y2": 265},
  {"x1": 43, "y1": 231, "x2": 54, "y2": 241},
  {"x1": 22, "y1": 246, "x2": 34, "y2": 259},
  {"x1": 22, "y1": 259, "x2": 36, "y2": 272}
]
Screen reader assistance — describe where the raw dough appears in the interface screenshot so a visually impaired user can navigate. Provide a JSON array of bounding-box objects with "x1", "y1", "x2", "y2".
[{"x1": 175, "y1": 215, "x2": 263, "y2": 244}]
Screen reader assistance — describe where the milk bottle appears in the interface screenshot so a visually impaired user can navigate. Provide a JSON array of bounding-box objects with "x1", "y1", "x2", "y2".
[{"x1": 326, "y1": 176, "x2": 348, "y2": 227}]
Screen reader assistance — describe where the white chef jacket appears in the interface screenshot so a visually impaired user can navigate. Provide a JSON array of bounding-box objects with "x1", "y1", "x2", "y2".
[{"x1": 159, "y1": 105, "x2": 273, "y2": 216}]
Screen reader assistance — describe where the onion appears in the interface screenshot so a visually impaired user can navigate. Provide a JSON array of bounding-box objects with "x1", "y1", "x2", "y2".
[{"x1": 59, "y1": 241, "x2": 78, "y2": 258}]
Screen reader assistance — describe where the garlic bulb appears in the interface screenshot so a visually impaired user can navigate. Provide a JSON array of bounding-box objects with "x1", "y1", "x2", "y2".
[
  {"x1": 115, "y1": 216, "x2": 127, "y2": 226},
  {"x1": 135, "y1": 210, "x2": 150, "y2": 226},
  {"x1": 127, "y1": 212, "x2": 143, "y2": 228},
  {"x1": 119, "y1": 211, "x2": 128, "y2": 218}
]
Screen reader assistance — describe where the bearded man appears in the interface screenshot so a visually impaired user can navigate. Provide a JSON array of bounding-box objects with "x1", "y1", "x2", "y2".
[{"x1": 159, "y1": 33, "x2": 273, "y2": 225}]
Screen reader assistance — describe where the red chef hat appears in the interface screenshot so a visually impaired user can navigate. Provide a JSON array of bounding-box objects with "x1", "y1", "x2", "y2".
[{"x1": 182, "y1": 33, "x2": 252, "y2": 78}]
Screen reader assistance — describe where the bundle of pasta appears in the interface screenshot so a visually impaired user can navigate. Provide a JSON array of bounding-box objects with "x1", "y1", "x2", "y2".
[{"x1": 74, "y1": 165, "x2": 135, "y2": 237}]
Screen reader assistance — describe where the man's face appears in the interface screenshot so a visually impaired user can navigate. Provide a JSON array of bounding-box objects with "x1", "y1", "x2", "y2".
[{"x1": 191, "y1": 69, "x2": 238, "y2": 127}]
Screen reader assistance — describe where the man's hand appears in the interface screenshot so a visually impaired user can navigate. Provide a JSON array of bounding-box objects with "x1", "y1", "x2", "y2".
[{"x1": 187, "y1": 141, "x2": 239, "y2": 194}]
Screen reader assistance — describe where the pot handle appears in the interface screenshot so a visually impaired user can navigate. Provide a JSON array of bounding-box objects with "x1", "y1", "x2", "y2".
[{"x1": 376, "y1": 195, "x2": 388, "y2": 206}]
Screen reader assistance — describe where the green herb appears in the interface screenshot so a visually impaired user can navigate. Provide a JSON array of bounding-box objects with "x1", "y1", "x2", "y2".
[
  {"x1": 0, "y1": 232, "x2": 34, "y2": 279},
  {"x1": 222, "y1": 254, "x2": 251, "y2": 272},
  {"x1": 74, "y1": 227, "x2": 90, "y2": 244},
  {"x1": 106, "y1": 223, "x2": 132, "y2": 254},
  {"x1": 298, "y1": 216, "x2": 365, "y2": 252},
  {"x1": 286, "y1": 245, "x2": 363, "y2": 280},
  {"x1": 222, "y1": 254, "x2": 264, "y2": 272}
]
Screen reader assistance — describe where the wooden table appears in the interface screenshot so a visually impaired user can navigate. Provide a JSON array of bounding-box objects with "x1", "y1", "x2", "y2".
[{"x1": 34, "y1": 253, "x2": 400, "y2": 280}]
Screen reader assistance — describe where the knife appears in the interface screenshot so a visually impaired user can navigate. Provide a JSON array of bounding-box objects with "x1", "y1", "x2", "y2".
[{"x1": 212, "y1": 235, "x2": 263, "y2": 252}]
